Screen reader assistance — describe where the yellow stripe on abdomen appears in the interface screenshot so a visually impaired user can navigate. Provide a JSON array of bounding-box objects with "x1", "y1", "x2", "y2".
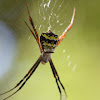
[{"x1": 41, "y1": 33, "x2": 59, "y2": 40}]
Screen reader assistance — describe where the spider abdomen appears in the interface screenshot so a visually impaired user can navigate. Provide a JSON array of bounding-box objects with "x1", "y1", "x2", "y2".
[{"x1": 40, "y1": 30, "x2": 59, "y2": 53}]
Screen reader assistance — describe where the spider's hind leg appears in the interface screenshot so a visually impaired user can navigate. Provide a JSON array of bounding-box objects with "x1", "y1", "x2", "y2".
[
  {"x1": 25, "y1": 0, "x2": 37, "y2": 36},
  {"x1": 25, "y1": 0, "x2": 43, "y2": 53},
  {"x1": 57, "y1": 8, "x2": 75, "y2": 46}
]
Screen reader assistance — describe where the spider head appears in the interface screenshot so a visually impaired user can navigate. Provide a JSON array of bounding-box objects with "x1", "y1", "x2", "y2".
[{"x1": 40, "y1": 30, "x2": 59, "y2": 53}]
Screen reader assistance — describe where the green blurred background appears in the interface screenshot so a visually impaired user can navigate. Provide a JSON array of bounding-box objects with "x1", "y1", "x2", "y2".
[{"x1": 0, "y1": 0, "x2": 100, "y2": 100}]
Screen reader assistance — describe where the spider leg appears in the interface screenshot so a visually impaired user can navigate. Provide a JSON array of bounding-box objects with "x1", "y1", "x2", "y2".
[
  {"x1": 49, "y1": 59, "x2": 61, "y2": 94},
  {"x1": 57, "y1": 8, "x2": 75, "y2": 45},
  {"x1": 24, "y1": 21, "x2": 37, "y2": 40},
  {"x1": 25, "y1": 0, "x2": 38, "y2": 38},
  {"x1": 0, "y1": 60, "x2": 37, "y2": 95},
  {"x1": 0, "y1": 55, "x2": 42, "y2": 100},
  {"x1": 49, "y1": 58, "x2": 67, "y2": 99},
  {"x1": 25, "y1": 0, "x2": 43, "y2": 53},
  {"x1": 52, "y1": 64, "x2": 67, "y2": 96}
]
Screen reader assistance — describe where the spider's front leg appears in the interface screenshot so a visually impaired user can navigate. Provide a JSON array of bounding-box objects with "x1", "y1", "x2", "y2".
[
  {"x1": 49, "y1": 58, "x2": 67, "y2": 100},
  {"x1": 57, "y1": 8, "x2": 75, "y2": 45},
  {"x1": 25, "y1": 0, "x2": 43, "y2": 53},
  {"x1": 0, "y1": 55, "x2": 42, "y2": 100}
]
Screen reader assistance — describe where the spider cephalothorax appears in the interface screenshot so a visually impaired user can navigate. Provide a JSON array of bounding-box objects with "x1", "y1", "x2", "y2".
[
  {"x1": 40, "y1": 30, "x2": 59, "y2": 53},
  {"x1": 0, "y1": 0, "x2": 75, "y2": 100}
]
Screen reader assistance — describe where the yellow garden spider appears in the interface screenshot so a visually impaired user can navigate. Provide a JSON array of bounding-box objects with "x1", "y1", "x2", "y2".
[{"x1": 0, "y1": 0, "x2": 75, "y2": 100}]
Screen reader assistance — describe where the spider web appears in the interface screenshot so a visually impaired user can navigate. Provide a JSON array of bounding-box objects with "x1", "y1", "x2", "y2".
[
  {"x1": 0, "y1": 0, "x2": 76, "y2": 100},
  {"x1": 0, "y1": 0, "x2": 76, "y2": 75}
]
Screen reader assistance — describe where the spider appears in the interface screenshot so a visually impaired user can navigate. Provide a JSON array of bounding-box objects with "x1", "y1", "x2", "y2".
[{"x1": 0, "y1": 0, "x2": 75, "y2": 100}]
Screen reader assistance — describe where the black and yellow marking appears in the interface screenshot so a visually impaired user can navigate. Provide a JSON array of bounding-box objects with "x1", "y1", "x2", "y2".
[
  {"x1": 41, "y1": 33, "x2": 59, "y2": 40},
  {"x1": 40, "y1": 30, "x2": 59, "y2": 52}
]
